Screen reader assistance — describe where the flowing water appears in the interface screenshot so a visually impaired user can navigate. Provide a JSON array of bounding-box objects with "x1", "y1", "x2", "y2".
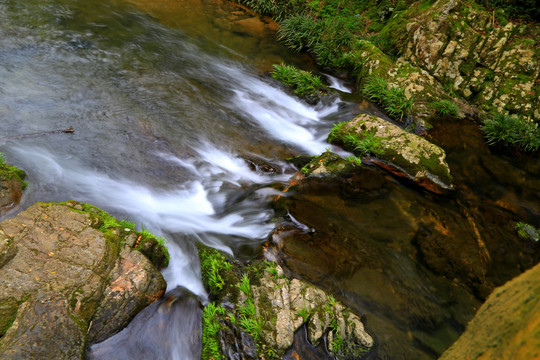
[{"x1": 0, "y1": 0, "x2": 538, "y2": 359}]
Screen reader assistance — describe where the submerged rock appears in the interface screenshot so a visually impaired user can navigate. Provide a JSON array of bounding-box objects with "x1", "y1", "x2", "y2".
[
  {"x1": 439, "y1": 262, "x2": 540, "y2": 360},
  {"x1": 198, "y1": 245, "x2": 374, "y2": 359},
  {"x1": 329, "y1": 113, "x2": 453, "y2": 192},
  {"x1": 0, "y1": 201, "x2": 167, "y2": 359}
]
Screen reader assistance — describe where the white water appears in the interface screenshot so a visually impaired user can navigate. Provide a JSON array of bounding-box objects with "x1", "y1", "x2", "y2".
[{"x1": 325, "y1": 74, "x2": 352, "y2": 93}]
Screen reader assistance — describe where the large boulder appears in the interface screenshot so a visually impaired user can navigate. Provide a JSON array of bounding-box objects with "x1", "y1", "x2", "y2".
[
  {"x1": 439, "y1": 261, "x2": 540, "y2": 360},
  {"x1": 0, "y1": 201, "x2": 168, "y2": 359},
  {"x1": 329, "y1": 113, "x2": 453, "y2": 192}
]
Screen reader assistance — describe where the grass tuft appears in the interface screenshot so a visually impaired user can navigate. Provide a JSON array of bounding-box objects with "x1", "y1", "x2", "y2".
[
  {"x1": 271, "y1": 63, "x2": 325, "y2": 98},
  {"x1": 481, "y1": 113, "x2": 540, "y2": 152},
  {"x1": 363, "y1": 77, "x2": 413, "y2": 121},
  {"x1": 432, "y1": 99, "x2": 459, "y2": 118}
]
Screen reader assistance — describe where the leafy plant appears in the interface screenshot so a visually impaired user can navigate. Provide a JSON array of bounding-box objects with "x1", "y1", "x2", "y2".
[
  {"x1": 238, "y1": 315, "x2": 264, "y2": 341},
  {"x1": 202, "y1": 302, "x2": 223, "y2": 360},
  {"x1": 481, "y1": 113, "x2": 540, "y2": 152},
  {"x1": 271, "y1": 63, "x2": 325, "y2": 98},
  {"x1": 296, "y1": 307, "x2": 310, "y2": 322},
  {"x1": 363, "y1": 76, "x2": 413, "y2": 121},
  {"x1": 346, "y1": 155, "x2": 363, "y2": 166},
  {"x1": 239, "y1": 298, "x2": 257, "y2": 318},
  {"x1": 329, "y1": 319, "x2": 343, "y2": 353},
  {"x1": 328, "y1": 121, "x2": 349, "y2": 142},
  {"x1": 265, "y1": 261, "x2": 279, "y2": 279},
  {"x1": 200, "y1": 247, "x2": 230, "y2": 294},
  {"x1": 353, "y1": 132, "x2": 384, "y2": 155},
  {"x1": 433, "y1": 99, "x2": 459, "y2": 118},
  {"x1": 119, "y1": 219, "x2": 136, "y2": 230},
  {"x1": 238, "y1": 273, "x2": 251, "y2": 296}
]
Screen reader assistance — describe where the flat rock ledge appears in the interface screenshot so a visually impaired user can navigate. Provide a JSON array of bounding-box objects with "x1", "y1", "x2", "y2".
[
  {"x1": 199, "y1": 245, "x2": 373, "y2": 360},
  {"x1": 0, "y1": 201, "x2": 167, "y2": 360},
  {"x1": 330, "y1": 114, "x2": 453, "y2": 192}
]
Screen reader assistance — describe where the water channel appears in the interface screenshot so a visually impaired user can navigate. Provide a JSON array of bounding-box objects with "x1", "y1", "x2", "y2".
[{"x1": 0, "y1": 0, "x2": 538, "y2": 359}]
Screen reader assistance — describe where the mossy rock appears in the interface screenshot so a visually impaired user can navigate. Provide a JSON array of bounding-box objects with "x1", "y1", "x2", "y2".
[
  {"x1": 197, "y1": 243, "x2": 374, "y2": 359},
  {"x1": 299, "y1": 151, "x2": 359, "y2": 177},
  {"x1": 329, "y1": 114, "x2": 453, "y2": 192}
]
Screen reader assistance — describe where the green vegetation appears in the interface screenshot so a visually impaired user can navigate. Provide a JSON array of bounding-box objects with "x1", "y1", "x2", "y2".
[
  {"x1": 199, "y1": 246, "x2": 232, "y2": 294},
  {"x1": 346, "y1": 155, "x2": 363, "y2": 166},
  {"x1": 0, "y1": 153, "x2": 27, "y2": 190},
  {"x1": 432, "y1": 99, "x2": 460, "y2": 118},
  {"x1": 363, "y1": 76, "x2": 413, "y2": 121},
  {"x1": 329, "y1": 319, "x2": 344, "y2": 354},
  {"x1": 201, "y1": 302, "x2": 223, "y2": 360},
  {"x1": 481, "y1": 114, "x2": 540, "y2": 152},
  {"x1": 278, "y1": 15, "x2": 361, "y2": 67},
  {"x1": 328, "y1": 121, "x2": 349, "y2": 143},
  {"x1": 296, "y1": 307, "x2": 310, "y2": 322},
  {"x1": 330, "y1": 122, "x2": 385, "y2": 157},
  {"x1": 198, "y1": 245, "x2": 269, "y2": 359},
  {"x1": 345, "y1": 131, "x2": 385, "y2": 156},
  {"x1": 271, "y1": 63, "x2": 326, "y2": 99},
  {"x1": 515, "y1": 222, "x2": 540, "y2": 242}
]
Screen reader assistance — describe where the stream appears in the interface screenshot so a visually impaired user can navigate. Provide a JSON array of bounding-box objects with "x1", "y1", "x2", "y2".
[{"x1": 0, "y1": 0, "x2": 539, "y2": 359}]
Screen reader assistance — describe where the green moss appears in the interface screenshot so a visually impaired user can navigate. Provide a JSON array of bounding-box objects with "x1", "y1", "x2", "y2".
[
  {"x1": 419, "y1": 152, "x2": 453, "y2": 185},
  {"x1": 198, "y1": 244, "x2": 277, "y2": 359},
  {"x1": 0, "y1": 153, "x2": 26, "y2": 188},
  {"x1": 197, "y1": 244, "x2": 238, "y2": 301},
  {"x1": 0, "y1": 297, "x2": 19, "y2": 336}
]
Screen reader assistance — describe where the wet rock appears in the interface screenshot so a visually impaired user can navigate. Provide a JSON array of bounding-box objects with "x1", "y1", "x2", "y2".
[
  {"x1": 329, "y1": 113, "x2": 453, "y2": 192},
  {"x1": 440, "y1": 262, "x2": 540, "y2": 360},
  {"x1": 0, "y1": 202, "x2": 167, "y2": 359}
]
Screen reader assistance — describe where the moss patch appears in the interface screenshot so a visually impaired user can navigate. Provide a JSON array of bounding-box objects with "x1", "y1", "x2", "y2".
[
  {"x1": 61, "y1": 200, "x2": 170, "y2": 269},
  {"x1": 0, "y1": 297, "x2": 19, "y2": 337}
]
